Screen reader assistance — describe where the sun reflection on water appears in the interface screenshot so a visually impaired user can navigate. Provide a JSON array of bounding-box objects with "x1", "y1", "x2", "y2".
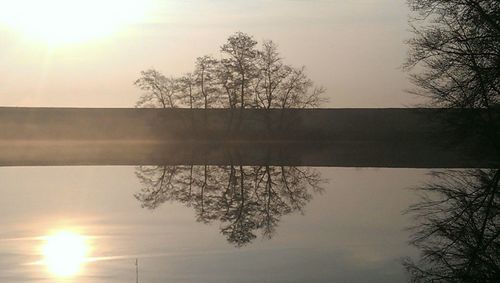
[{"x1": 41, "y1": 230, "x2": 90, "y2": 278}]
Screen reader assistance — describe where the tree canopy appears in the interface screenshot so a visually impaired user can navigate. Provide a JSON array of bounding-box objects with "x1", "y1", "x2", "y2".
[
  {"x1": 405, "y1": 0, "x2": 500, "y2": 110},
  {"x1": 135, "y1": 32, "x2": 326, "y2": 109},
  {"x1": 134, "y1": 165, "x2": 323, "y2": 246}
]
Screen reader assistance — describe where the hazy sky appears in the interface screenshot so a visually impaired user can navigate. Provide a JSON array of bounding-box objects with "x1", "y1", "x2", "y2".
[{"x1": 0, "y1": 0, "x2": 421, "y2": 108}]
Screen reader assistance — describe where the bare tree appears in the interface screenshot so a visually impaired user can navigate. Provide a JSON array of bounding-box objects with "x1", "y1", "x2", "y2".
[
  {"x1": 254, "y1": 40, "x2": 289, "y2": 109},
  {"x1": 216, "y1": 61, "x2": 239, "y2": 109},
  {"x1": 277, "y1": 66, "x2": 326, "y2": 109},
  {"x1": 403, "y1": 169, "x2": 500, "y2": 282},
  {"x1": 177, "y1": 73, "x2": 197, "y2": 109},
  {"x1": 134, "y1": 165, "x2": 190, "y2": 209},
  {"x1": 220, "y1": 32, "x2": 259, "y2": 109},
  {"x1": 134, "y1": 32, "x2": 326, "y2": 109},
  {"x1": 195, "y1": 56, "x2": 220, "y2": 109},
  {"x1": 404, "y1": 3, "x2": 500, "y2": 281},
  {"x1": 405, "y1": 0, "x2": 500, "y2": 113},
  {"x1": 134, "y1": 69, "x2": 179, "y2": 108},
  {"x1": 255, "y1": 40, "x2": 326, "y2": 109},
  {"x1": 134, "y1": 165, "x2": 324, "y2": 246}
]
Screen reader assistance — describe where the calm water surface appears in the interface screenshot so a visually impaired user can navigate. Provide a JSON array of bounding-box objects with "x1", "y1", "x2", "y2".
[{"x1": 0, "y1": 166, "x2": 427, "y2": 282}]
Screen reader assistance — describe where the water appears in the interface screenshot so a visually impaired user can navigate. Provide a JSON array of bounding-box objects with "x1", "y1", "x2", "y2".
[{"x1": 0, "y1": 166, "x2": 426, "y2": 282}]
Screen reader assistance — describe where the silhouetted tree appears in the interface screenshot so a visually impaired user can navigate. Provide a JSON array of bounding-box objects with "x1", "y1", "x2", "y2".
[
  {"x1": 195, "y1": 56, "x2": 220, "y2": 109},
  {"x1": 134, "y1": 165, "x2": 323, "y2": 246},
  {"x1": 134, "y1": 69, "x2": 178, "y2": 108},
  {"x1": 134, "y1": 165, "x2": 191, "y2": 208},
  {"x1": 405, "y1": 0, "x2": 500, "y2": 110},
  {"x1": 220, "y1": 32, "x2": 259, "y2": 109},
  {"x1": 134, "y1": 32, "x2": 326, "y2": 109},
  {"x1": 405, "y1": 0, "x2": 500, "y2": 151},
  {"x1": 403, "y1": 169, "x2": 500, "y2": 282},
  {"x1": 177, "y1": 73, "x2": 196, "y2": 109},
  {"x1": 255, "y1": 40, "x2": 326, "y2": 109},
  {"x1": 404, "y1": 2, "x2": 500, "y2": 281}
]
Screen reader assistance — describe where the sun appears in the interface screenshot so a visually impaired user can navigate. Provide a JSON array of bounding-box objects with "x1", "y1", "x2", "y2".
[
  {"x1": 0, "y1": 0, "x2": 151, "y2": 44},
  {"x1": 42, "y1": 231, "x2": 90, "y2": 278}
]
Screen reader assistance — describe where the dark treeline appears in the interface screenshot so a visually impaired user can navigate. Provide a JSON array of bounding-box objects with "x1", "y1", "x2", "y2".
[
  {"x1": 134, "y1": 32, "x2": 326, "y2": 110},
  {"x1": 134, "y1": 165, "x2": 323, "y2": 246}
]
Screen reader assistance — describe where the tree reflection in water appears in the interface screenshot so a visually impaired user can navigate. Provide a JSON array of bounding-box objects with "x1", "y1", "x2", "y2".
[
  {"x1": 134, "y1": 165, "x2": 324, "y2": 246},
  {"x1": 404, "y1": 169, "x2": 500, "y2": 282}
]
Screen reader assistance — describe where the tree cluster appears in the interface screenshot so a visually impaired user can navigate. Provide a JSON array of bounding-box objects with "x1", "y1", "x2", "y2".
[
  {"x1": 134, "y1": 32, "x2": 326, "y2": 109},
  {"x1": 134, "y1": 165, "x2": 323, "y2": 246}
]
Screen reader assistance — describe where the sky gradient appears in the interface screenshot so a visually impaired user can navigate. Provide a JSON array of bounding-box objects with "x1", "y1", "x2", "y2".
[{"x1": 0, "y1": 0, "x2": 419, "y2": 108}]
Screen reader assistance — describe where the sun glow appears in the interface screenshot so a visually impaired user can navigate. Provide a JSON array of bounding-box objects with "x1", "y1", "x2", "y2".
[
  {"x1": 0, "y1": 0, "x2": 150, "y2": 44},
  {"x1": 42, "y1": 231, "x2": 90, "y2": 278}
]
